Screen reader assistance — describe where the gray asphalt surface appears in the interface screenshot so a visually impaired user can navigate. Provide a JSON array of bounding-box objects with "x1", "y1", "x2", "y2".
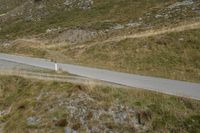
[
  {"x1": 0, "y1": 59, "x2": 45, "y2": 71},
  {"x1": 0, "y1": 53, "x2": 200, "y2": 100}
]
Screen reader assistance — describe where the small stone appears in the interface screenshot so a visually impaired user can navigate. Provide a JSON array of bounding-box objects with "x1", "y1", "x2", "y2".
[
  {"x1": 155, "y1": 14, "x2": 162, "y2": 18},
  {"x1": 27, "y1": 117, "x2": 40, "y2": 126},
  {"x1": 136, "y1": 111, "x2": 152, "y2": 125},
  {"x1": 65, "y1": 127, "x2": 77, "y2": 133}
]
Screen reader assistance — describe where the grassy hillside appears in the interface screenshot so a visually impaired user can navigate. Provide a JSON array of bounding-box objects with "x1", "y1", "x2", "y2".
[
  {"x1": 0, "y1": 26, "x2": 199, "y2": 82},
  {"x1": 0, "y1": 0, "x2": 26, "y2": 14},
  {"x1": 0, "y1": 0, "x2": 199, "y2": 39},
  {"x1": 63, "y1": 28, "x2": 200, "y2": 82},
  {"x1": 0, "y1": 0, "x2": 199, "y2": 82},
  {"x1": 0, "y1": 75, "x2": 200, "y2": 132}
]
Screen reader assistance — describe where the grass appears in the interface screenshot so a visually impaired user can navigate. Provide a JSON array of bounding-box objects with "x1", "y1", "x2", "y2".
[
  {"x1": 0, "y1": 43, "x2": 47, "y2": 58},
  {"x1": 0, "y1": 0, "x2": 199, "y2": 39},
  {"x1": 0, "y1": 0, "x2": 199, "y2": 82},
  {"x1": 62, "y1": 28, "x2": 200, "y2": 82},
  {"x1": 0, "y1": 0, "x2": 199, "y2": 83},
  {"x1": 0, "y1": 75, "x2": 200, "y2": 132},
  {"x1": 0, "y1": 0, "x2": 26, "y2": 14},
  {"x1": 0, "y1": 26, "x2": 199, "y2": 82}
]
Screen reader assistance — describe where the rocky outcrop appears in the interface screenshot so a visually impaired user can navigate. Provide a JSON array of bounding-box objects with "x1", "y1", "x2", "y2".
[
  {"x1": 168, "y1": 0, "x2": 194, "y2": 9},
  {"x1": 32, "y1": 85, "x2": 150, "y2": 132},
  {"x1": 53, "y1": 29, "x2": 102, "y2": 44},
  {"x1": 64, "y1": 0, "x2": 94, "y2": 10}
]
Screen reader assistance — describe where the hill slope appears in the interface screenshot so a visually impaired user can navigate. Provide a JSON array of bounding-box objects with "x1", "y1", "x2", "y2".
[
  {"x1": 0, "y1": 0, "x2": 200, "y2": 39},
  {"x1": 0, "y1": 0, "x2": 200, "y2": 82}
]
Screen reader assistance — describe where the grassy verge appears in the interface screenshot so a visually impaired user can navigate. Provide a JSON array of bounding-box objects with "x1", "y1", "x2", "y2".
[{"x1": 0, "y1": 75, "x2": 200, "y2": 132}]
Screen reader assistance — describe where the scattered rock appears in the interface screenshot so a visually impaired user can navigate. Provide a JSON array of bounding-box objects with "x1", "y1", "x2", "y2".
[
  {"x1": 111, "y1": 22, "x2": 141, "y2": 30},
  {"x1": 179, "y1": 38, "x2": 184, "y2": 41},
  {"x1": 65, "y1": 127, "x2": 77, "y2": 133},
  {"x1": 155, "y1": 14, "x2": 163, "y2": 18},
  {"x1": 46, "y1": 27, "x2": 61, "y2": 33},
  {"x1": 64, "y1": 0, "x2": 93, "y2": 10},
  {"x1": 0, "y1": 110, "x2": 6, "y2": 117},
  {"x1": 112, "y1": 24, "x2": 125, "y2": 30},
  {"x1": 136, "y1": 110, "x2": 152, "y2": 125},
  {"x1": 54, "y1": 29, "x2": 98, "y2": 44},
  {"x1": 168, "y1": 0, "x2": 194, "y2": 9},
  {"x1": 195, "y1": 9, "x2": 200, "y2": 15},
  {"x1": 27, "y1": 117, "x2": 40, "y2": 126},
  {"x1": 126, "y1": 22, "x2": 141, "y2": 27}
]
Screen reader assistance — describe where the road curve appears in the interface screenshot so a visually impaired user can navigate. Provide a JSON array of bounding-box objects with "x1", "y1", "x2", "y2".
[{"x1": 0, "y1": 53, "x2": 200, "y2": 100}]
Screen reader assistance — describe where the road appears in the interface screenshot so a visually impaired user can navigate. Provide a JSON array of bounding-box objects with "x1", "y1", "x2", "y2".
[
  {"x1": 0, "y1": 53, "x2": 200, "y2": 100},
  {"x1": 0, "y1": 59, "x2": 47, "y2": 71}
]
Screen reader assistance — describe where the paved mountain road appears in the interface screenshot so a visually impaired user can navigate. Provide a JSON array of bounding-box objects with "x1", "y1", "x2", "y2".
[{"x1": 0, "y1": 53, "x2": 200, "y2": 100}]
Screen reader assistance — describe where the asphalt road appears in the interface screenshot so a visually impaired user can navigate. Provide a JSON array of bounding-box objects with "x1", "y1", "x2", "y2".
[
  {"x1": 0, "y1": 59, "x2": 47, "y2": 71},
  {"x1": 0, "y1": 53, "x2": 200, "y2": 100}
]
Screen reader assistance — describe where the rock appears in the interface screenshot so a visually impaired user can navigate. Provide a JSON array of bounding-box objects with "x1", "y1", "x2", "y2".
[
  {"x1": 111, "y1": 22, "x2": 141, "y2": 30},
  {"x1": 0, "y1": 110, "x2": 6, "y2": 117},
  {"x1": 112, "y1": 24, "x2": 125, "y2": 30},
  {"x1": 65, "y1": 127, "x2": 77, "y2": 133},
  {"x1": 64, "y1": 0, "x2": 93, "y2": 10},
  {"x1": 179, "y1": 38, "x2": 184, "y2": 41},
  {"x1": 136, "y1": 111, "x2": 152, "y2": 125},
  {"x1": 168, "y1": 0, "x2": 194, "y2": 9},
  {"x1": 126, "y1": 22, "x2": 141, "y2": 27},
  {"x1": 46, "y1": 28, "x2": 59, "y2": 33},
  {"x1": 54, "y1": 119, "x2": 68, "y2": 127},
  {"x1": 54, "y1": 29, "x2": 98, "y2": 44},
  {"x1": 27, "y1": 117, "x2": 40, "y2": 126},
  {"x1": 195, "y1": 10, "x2": 200, "y2": 15},
  {"x1": 155, "y1": 14, "x2": 163, "y2": 18}
]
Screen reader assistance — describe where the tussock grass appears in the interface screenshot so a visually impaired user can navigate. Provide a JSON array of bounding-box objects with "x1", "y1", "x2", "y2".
[{"x1": 0, "y1": 75, "x2": 200, "y2": 132}]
